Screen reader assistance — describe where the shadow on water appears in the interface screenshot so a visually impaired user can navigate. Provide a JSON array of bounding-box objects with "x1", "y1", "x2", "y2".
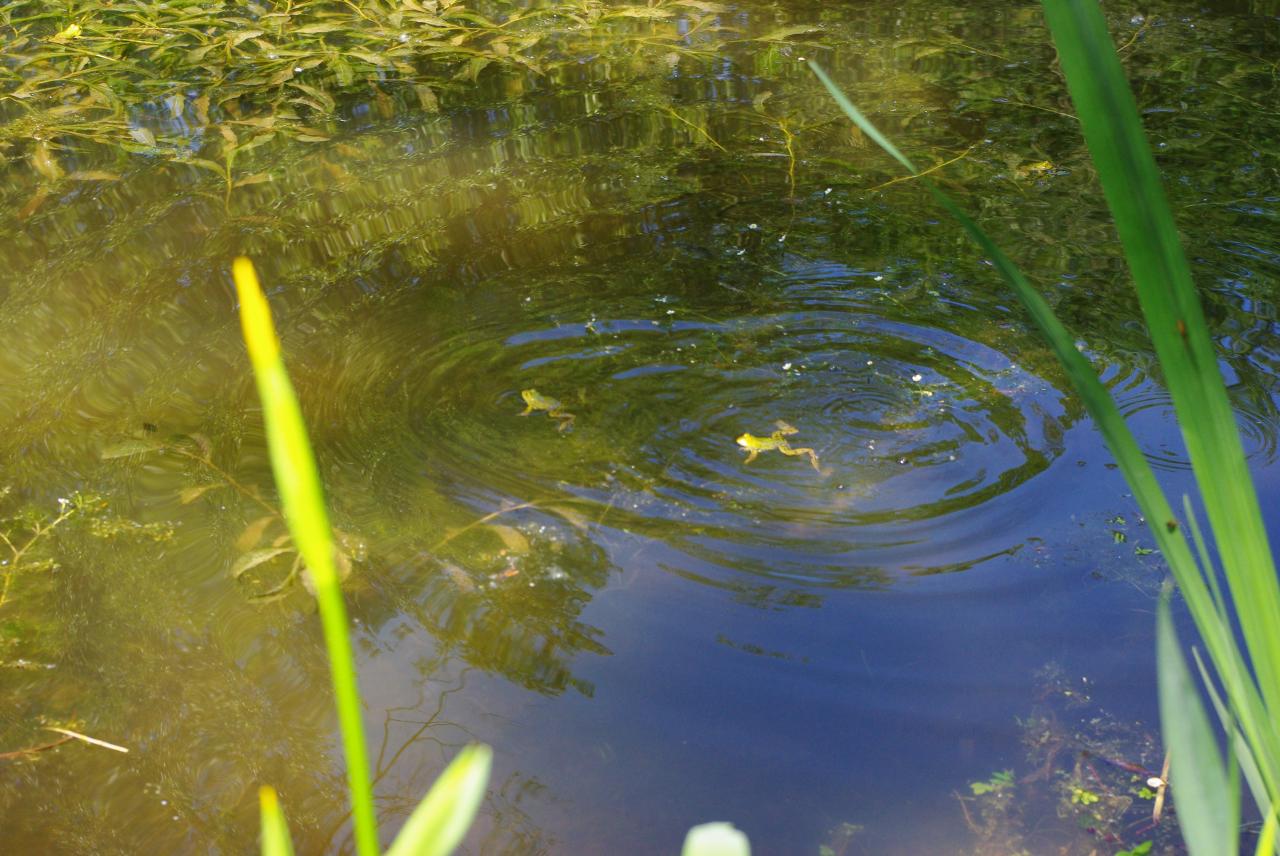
[{"x1": 1, "y1": 0, "x2": 1279, "y2": 852}]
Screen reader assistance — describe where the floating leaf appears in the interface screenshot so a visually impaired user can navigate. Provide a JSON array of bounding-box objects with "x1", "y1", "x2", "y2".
[
  {"x1": 230, "y1": 546, "x2": 293, "y2": 580},
  {"x1": 547, "y1": 505, "x2": 590, "y2": 532},
  {"x1": 101, "y1": 439, "x2": 162, "y2": 459},
  {"x1": 754, "y1": 24, "x2": 824, "y2": 42},
  {"x1": 295, "y1": 22, "x2": 347, "y2": 33},
  {"x1": 127, "y1": 126, "x2": 156, "y2": 147},
  {"x1": 233, "y1": 172, "x2": 273, "y2": 187},
  {"x1": 49, "y1": 23, "x2": 82, "y2": 43},
  {"x1": 187, "y1": 432, "x2": 214, "y2": 458},
  {"x1": 228, "y1": 30, "x2": 265, "y2": 49},
  {"x1": 414, "y1": 85, "x2": 439, "y2": 112},
  {"x1": 179, "y1": 484, "x2": 223, "y2": 504},
  {"x1": 31, "y1": 142, "x2": 64, "y2": 181},
  {"x1": 67, "y1": 170, "x2": 121, "y2": 181},
  {"x1": 440, "y1": 562, "x2": 477, "y2": 593},
  {"x1": 236, "y1": 514, "x2": 278, "y2": 552},
  {"x1": 607, "y1": 6, "x2": 674, "y2": 18},
  {"x1": 486, "y1": 524, "x2": 530, "y2": 554}
]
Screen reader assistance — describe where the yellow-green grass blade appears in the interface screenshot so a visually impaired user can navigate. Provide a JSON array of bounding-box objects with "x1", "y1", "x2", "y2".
[
  {"x1": 259, "y1": 786, "x2": 296, "y2": 856},
  {"x1": 1256, "y1": 807, "x2": 1278, "y2": 856},
  {"x1": 1042, "y1": 0, "x2": 1280, "y2": 724},
  {"x1": 233, "y1": 257, "x2": 381, "y2": 856},
  {"x1": 385, "y1": 745, "x2": 492, "y2": 856},
  {"x1": 1159, "y1": 594, "x2": 1238, "y2": 856}
]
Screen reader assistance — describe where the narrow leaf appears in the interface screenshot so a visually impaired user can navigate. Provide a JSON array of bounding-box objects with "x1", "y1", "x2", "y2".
[
  {"x1": 385, "y1": 744, "x2": 492, "y2": 856},
  {"x1": 258, "y1": 786, "x2": 295, "y2": 856},
  {"x1": 1158, "y1": 595, "x2": 1236, "y2": 856},
  {"x1": 230, "y1": 547, "x2": 293, "y2": 580}
]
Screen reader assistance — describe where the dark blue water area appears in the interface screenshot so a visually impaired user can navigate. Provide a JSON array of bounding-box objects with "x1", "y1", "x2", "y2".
[{"x1": 362, "y1": 415, "x2": 1218, "y2": 853}]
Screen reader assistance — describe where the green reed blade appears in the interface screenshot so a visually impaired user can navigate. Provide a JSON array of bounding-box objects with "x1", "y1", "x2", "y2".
[
  {"x1": 259, "y1": 786, "x2": 297, "y2": 856},
  {"x1": 385, "y1": 745, "x2": 492, "y2": 856},
  {"x1": 1042, "y1": 0, "x2": 1280, "y2": 718},
  {"x1": 1159, "y1": 592, "x2": 1238, "y2": 856},
  {"x1": 233, "y1": 257, "x2": 380, "y2": 856},
  {"x1": 811, "y1": 5, "x2": 1280, "y2": 834}
]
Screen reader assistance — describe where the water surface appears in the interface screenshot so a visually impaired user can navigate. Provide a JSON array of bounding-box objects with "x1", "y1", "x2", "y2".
[{"x1": 2, "y1": 1, "x2": 1279, "y2": 853}]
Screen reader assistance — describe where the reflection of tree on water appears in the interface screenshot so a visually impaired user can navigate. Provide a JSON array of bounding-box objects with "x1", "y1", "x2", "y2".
[{"x1": 361, "y1": 498, "x2": 614, "y2": 698}]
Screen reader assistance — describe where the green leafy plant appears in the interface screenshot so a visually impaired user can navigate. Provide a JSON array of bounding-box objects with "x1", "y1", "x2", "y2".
[
  {"x1": 970, "y1": 769, "x2": 1015, "y2": 796},
  {"x1": 810, "y1": 1, "x2": 1280, "y2": 852},
  {"x1": 233, "y1": 257, "x2": 491, "y2": 856}
]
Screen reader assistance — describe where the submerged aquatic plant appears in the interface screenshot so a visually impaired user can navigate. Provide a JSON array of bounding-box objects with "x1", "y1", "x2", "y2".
[
  {"x1": 0, "y1": 0, "x2": 736, "y2": 192},
  {"x1": 811, "y1": 0, "x2": 1280, "y2": 851}
]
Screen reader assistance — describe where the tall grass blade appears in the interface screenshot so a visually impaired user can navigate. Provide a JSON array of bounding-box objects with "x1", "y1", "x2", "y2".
[
  {"x1": 232, "y1": 257, "x2": 380, "y2": 856},
  {"x1": 384, "y1": 745, "x2": 492, "y2": 856},
  {"x1": 1159, "y1": 593, "x2": 1237, "y2": 855},
  {"x1": 259, "y1": 786, "x2": 296, "y2": 856},
  {"x1": 1042, "y1": 0, "x2": 1280, "y2": 731},
  {"x1": 1256, "y1": 808, "x2": 1278, "y2": 856},
  {"x1": 811, "y1": 0, "x2": 1280, "y2": 832}
]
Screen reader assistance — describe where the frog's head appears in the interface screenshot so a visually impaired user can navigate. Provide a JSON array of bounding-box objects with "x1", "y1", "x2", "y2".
[
  {"x1": 735, "y1": 433, "x2": 754, "y2": 449},
  {"x1": 520, "y1": 388, "x2": 539, "y2": 406}
]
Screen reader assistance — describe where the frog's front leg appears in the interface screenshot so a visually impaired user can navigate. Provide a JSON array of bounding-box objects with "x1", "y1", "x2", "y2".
[
  {"x1": 742, "y1": 448, "x2": 760, "y2": 464},
  {"x1": 519, "y1": 403, "x2": 536, "y2": 416},
  {"x1": 779, "y1": 443, "x2": 821, "y2": 471}
]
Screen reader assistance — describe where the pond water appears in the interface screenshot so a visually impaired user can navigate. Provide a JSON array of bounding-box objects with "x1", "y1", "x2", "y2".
[{"x1": 2, "y1": 0, "x2": 1280, "y2": 853}]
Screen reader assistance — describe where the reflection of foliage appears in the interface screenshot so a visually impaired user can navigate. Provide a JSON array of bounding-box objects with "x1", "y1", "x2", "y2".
[
  {"x1": 102, "y1": 431, "x2": 364, "y2": 600},
  {"x1": 399, "y1": 502, "x2": 614, "y2": 696},
  {"x1": 957, "y1": 664, "x2": 1179, "y2": 856}
]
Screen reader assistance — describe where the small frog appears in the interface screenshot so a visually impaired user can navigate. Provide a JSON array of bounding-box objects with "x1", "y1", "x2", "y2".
[
  {"x1": 1014, "y1": 159, "x2": 1055, "y2": 179},
  {"x1": 519, "y1": 388, "x2": 575, "y2": 432},
  {"x1": 736, "y1": 420, "x2": 820, "y2": 471}
]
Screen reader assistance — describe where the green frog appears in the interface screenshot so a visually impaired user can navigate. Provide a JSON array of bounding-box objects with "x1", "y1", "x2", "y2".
[
  {"x1": 519, "y1": 388, "x2": 575, "y2": 432},
  {"x1": 736, "y1": 420, "x2": 820, "y2": 471}
]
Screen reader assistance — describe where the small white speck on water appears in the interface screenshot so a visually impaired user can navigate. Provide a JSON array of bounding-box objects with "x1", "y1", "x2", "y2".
[
  {"x1": 911, "y1": 373, "x2": 923, "y2": 382},
  {"x1": 866, "y1": 360, "x2": 874, "y2": 366},
  {"x1": 782, "y1": 362, "x2": 792, "y2": 370},
  {"x1": 873, "y1": 275, "x2": 883, "y2": 281}
]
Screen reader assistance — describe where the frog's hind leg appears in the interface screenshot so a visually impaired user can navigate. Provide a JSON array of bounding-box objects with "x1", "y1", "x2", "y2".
[
  {"x1": 781, "y1": 445, "x2": 821, "y2": 471},
  {"x1": 773, "y1": 420, "x2": 799, "y2": 436},
  {"x1": 554, "y1": 413, "x2": 575, "y2": 433}
]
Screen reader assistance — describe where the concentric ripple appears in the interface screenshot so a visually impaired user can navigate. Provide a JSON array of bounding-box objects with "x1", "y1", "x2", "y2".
[{"x1": 309, "y1": 259, "x2": 1086, "y2": 584}]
